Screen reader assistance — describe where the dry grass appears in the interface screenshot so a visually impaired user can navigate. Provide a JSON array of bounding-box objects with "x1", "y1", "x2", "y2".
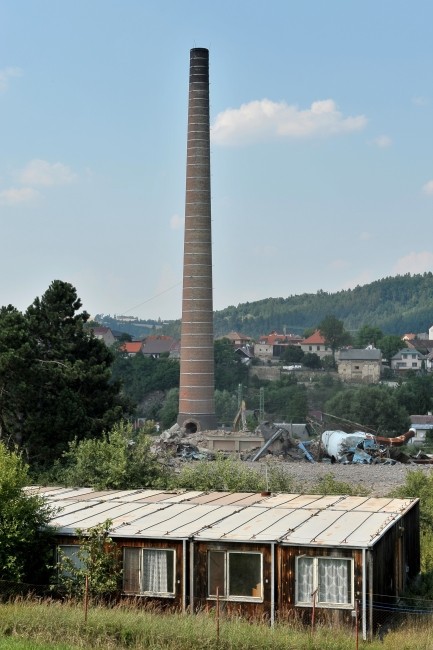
[{"x1": 1, "y1": 599, "x2": 433, "y2": 650}]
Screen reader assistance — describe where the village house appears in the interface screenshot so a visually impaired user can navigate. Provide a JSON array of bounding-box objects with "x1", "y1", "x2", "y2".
[
  {"x1": 29, "y1": 486, "x2": 420, "y2": 640},
  {"x1": 120, "y1": 341, "x2": 145, "y2": 357},
  {"x1": 337, "y1": 349, "x2": 382, "y2": 384},
  {"x1": 390, "y1": 348, "x2": 425, "y2": 372},
  {"x1": 219, "y1": 331, "x2": 254, "y2": 348},
  {"x1": 141, "y1": 335, "x2": 179, "y2": 359},
  {"x1": 254, "y1": 331, "x2": 303, "y2": 361},
  {"x1": 408, "y1": 414, "x2": 433, "y2": 445},
  {"x1": 299, "y1": 330, "x2": 331, "y2": 360},
  {"x1": 90, "y1": 326, "x2": 116, "y2": 347}
]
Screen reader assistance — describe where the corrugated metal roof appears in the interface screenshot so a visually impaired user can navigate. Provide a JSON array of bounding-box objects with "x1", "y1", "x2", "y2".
[{"x1": 34, "y1": 487, "x2": 417, "y2": 549}]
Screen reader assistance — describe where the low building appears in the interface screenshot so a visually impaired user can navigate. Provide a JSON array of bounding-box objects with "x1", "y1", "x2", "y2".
[
  {"x1": 90, "y1": 326, "x2": 116, "y2": 347},
  {"x1": 29, "y1": 486, "x2": 420, "y2": 639},
  {"x1": 254, "y1": 331, "x2": 303, "y2": 361},
  {"x1": 120, "y1": 341, "x2": 145, "y2": 356},
  {"x1": 142, "y1": 335, "x2": 179, "y2": 358},
  {"x1": 300, "y1": 331, "x2": 331, "y2": 360},
  {"x1": 337, "y1": 349, "x2": 382, "y2": 383},
  {"x1": 409, "y1": 414, "x2": 433, "y2": 445},
  {"x1": 390, "y1": 348, "x2": 425, "y2": 372}
]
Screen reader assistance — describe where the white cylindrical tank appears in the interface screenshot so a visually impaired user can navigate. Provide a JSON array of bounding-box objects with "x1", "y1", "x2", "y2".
[{"x1": 321, "y1": 430, "x2": 374, "y2": 462}]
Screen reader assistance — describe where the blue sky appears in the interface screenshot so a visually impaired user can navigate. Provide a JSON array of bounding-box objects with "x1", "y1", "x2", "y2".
[{"x1": 0, "y1": 1, "x2": 432, "y2": 321}]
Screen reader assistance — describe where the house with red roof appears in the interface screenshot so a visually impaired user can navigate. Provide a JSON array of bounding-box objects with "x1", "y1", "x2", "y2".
[
  {"x1": 120, "y1": 341, "x2": 145, "y2": 356},
  {"x1": 254, "y1": 331, "x2": 303, "y2": 360},
  {"x1": 300, "y1": 330, "x2": 331, "y2": 360}
]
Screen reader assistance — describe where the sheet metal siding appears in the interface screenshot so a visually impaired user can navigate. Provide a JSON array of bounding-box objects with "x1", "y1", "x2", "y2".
[{"x1": 194, "y1": 541, "x2": 273, "y2": 619}]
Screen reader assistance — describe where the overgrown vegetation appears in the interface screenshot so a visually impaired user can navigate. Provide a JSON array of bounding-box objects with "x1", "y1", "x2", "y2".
[
  {"x1": 0, "y1": 444, "x2": 53, "y2": 584},
  {"x1": 51, "y1": 421, "x2": 168, "y2": 490},
  {"x1": 56, "y1": 520, "x2": 121, "y2": 599},
  {"x1": 1, "y1": 600, "x2": 433, "y2": 650}
]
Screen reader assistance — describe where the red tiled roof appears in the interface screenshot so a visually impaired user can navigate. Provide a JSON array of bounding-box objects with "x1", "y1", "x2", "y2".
[
  {"x1": 121, "y1": 341, "x2": 143, "y2": 354},
  {"x1": 301, "y1": 330, "x2": 326, "y2": 345},
  {"x1": 259, "y1": 332, "x2": 302, "y2": 346}
]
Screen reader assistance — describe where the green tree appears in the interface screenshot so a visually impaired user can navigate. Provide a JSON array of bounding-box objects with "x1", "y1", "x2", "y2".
[
  {"x1": 396, "y1": 374, "x2": 433, "y2": 415},
  {"x1": 354, "y1": 325, "x2": 383, "y2": 348},
  {"x1": 302, "y1": 352, "x2": 321, "y2": 369},
  {"x1": 214, "y1": 389, "x2": 238, "y2": 426},
  {"x1": 110, "y1": 350, "x2": 179, "y2": 410},
  {"x1": 56, "y1": 519, "x2": 121, "y2": 599},
  {"x1": 60, "y1": 421, "x2": 166, "y2": 489},
  {"x1": 280, "y1": 345, "x2": 304, "y2": 364},
  {"x1": 214, "y1": 339, "x2": 248, "y2": 392},
  {"x1": 0, "y1": 443, "x2": 53, "y2": 583},
  {"x1": 262, "y1": 378, "x2": 308, "y2": 421},
  {"x1": 158, "y1": 387, "x2": 179, "y2": 429},
  {"x1": 377, "y1": 334, "x2": 406, "y2": 362},
  {"x1": 318, "y1": 315, "x2": 352, "y2": 358},
  {"x1": 0, "y1": 281, "x2": 128, "y2": 469},
  {"x1": 325, "y1": 385, "x2": 410, "y2": 436}
]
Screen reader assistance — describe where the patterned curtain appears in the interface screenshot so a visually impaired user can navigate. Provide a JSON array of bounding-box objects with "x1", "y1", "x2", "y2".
[
  {"x1": 297, "y1": 557, "x2": 314, "y2": 603},
  {"x1": 318, "y1": 558, "x2": 349, "y2": 604},
  {"x1": 142, "y1": 550, "x2": 169, "y2": 593}
]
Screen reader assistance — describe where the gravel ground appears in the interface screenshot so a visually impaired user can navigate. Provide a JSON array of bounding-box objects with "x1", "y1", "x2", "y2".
[
  {"x1": 253, "y1": 459, "x2": 433, "y2": 496},
  {"x1": 160, "y1": 426, "x2": 433, "y2": 497}
]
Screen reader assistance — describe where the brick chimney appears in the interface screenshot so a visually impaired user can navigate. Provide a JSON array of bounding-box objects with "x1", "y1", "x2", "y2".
[{"x1": 177, "y1": 48, "x2": 217, "y2": 433}]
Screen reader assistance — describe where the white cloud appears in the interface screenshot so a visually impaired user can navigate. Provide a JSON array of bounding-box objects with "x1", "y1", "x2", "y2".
[
  {"x1": 18, "y1": 159, "x2": 77, "y2": 187},
  {"x1": 0, "y1": 67, "x2": 22, "y2": 92},
  {"x1": 422, "y1": 179, "x2": 433, "y2": 195},
  {"x1": 393, "y1": 251, "x2": 433, "y2": 275},
  {"x1": 211, "y1": 98, "x2": 367, "y2": 146},
  {"x1": 170, "y1": 213, "x2": 184, "y2": 230},
  {"x1": 373, "y1": 135, "x2": 392, "y2": 148},
  {"x1": 0, "y1": 187, "x2": 39, "y2": 205},
  {"x1": 359, "y1": 231, "x2": 373, "y2": 241}
]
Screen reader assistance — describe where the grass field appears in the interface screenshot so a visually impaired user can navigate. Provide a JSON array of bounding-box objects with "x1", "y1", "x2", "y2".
[{"x1": 1, "y1": 600, "x2": 433, "y2": 650}]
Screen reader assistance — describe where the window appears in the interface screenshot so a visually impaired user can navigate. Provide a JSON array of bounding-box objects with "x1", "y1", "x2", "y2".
[
  {"x1": 296, "y1": 556, "x2": 353, "y2": 608},
  {"x1": 57, "y1": 545, "x2": 87, "y2": 576},
  {"x1": 208, "y1": 551, "x2": 262, "y2": 601},
  {"x1": 123, "y1": 548, "x2": 175, "y2": 597}
]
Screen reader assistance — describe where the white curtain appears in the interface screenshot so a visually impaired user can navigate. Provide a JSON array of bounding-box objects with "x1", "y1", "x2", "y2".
[
  {"x1": 318, "y1": 558, "x2": 349, "y2": 604},
  {"x1": 297, "y1": 557, "x2": 314, "y2": 603},
  {"x1": 142, "y1": 550, "x2": 169, "y2": 593}
]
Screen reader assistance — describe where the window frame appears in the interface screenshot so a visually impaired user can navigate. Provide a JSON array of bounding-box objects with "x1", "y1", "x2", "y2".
[
  {"x1": 295, "y1": 555, "x2": 354, "y2": 609},
  {"x1": 207, "y1": 550, "x2": 263, "y2": 603},
  {"x1": 57, "y1": 544, "x2": 87, "y2": 576},
  {"x1": 122, "y1": 547, "x2": 176, "y2": 598}
]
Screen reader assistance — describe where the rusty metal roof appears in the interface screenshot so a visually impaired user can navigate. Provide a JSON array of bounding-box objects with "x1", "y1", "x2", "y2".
[{"x1": 27, "y1": 487, "x2": 417, "y2": 549}]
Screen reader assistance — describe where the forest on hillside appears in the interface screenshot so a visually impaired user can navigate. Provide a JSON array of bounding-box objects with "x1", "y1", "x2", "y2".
[
  {"x1": 211, "y1": 273, "x2": 433, "y2": 338},
  {"x1": 154, "y1": 273, "x2": 433, "y2": 340}
]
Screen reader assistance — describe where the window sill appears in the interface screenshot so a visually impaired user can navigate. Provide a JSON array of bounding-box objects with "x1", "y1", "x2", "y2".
[
  {"x1": 123, "y1": 591, "x2": 176, "y2": 599},
  {"x1": 295, "y1": 602, "x2": 353, "y2": 610},
  {"x1": 207, "y1": 596, "x2": 263, "y2": 604}
]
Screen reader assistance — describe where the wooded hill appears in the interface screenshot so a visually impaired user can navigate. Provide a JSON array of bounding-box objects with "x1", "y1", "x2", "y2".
[
  {"x1": 108, "y1": 273, "x2": 433, "y2": 340},
  {"x1": 211, "y1": 273, "x2": 433, "y2": 338}
]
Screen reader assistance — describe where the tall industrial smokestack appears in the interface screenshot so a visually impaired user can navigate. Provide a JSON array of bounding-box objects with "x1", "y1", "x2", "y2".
[{"x1": 177, "y1": 48, "x2": 217, "y2": 433}]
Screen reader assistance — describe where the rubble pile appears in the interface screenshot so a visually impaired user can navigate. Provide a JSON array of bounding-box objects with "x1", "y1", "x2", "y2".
[{"x1": 150, "y1": 424, "x2": 216, "y2": 465}]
